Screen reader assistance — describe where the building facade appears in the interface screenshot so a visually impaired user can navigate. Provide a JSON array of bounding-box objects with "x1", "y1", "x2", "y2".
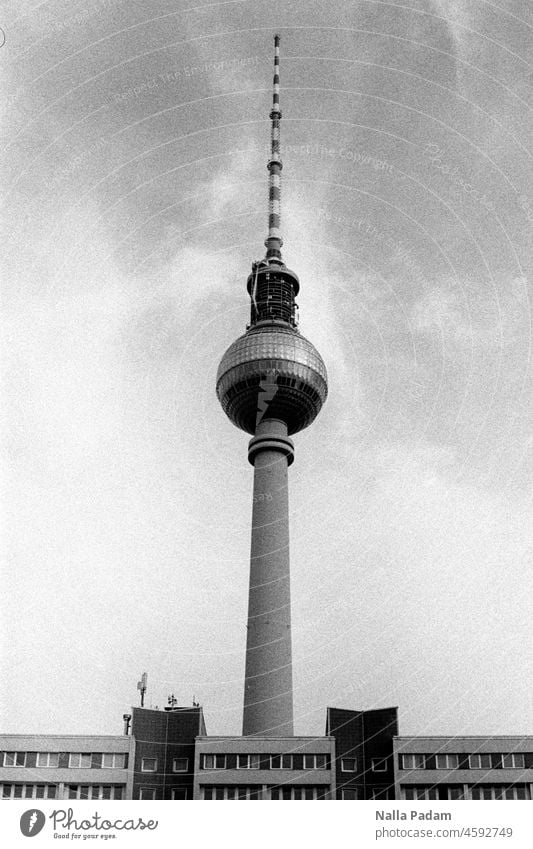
[
  {"x1": 394, "y1": 736, "x2": 533, "y2": 800},
  {"x1": 0, "y1": 734, "x2": 132, "y2": 801},
  {"x1": 193, "y1": 735, "x2": 335, "y2": 800},
  {"x1": 3, "y1": 710, "x2": 533, "y2": 801},
  {"x1": 327, "y1": 707, "x2": 398, "y2": 800}
]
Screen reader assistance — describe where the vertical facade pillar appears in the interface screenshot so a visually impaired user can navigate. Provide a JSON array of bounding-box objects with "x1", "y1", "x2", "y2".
[{"x1": 243, "y1": 418, "x2": 295, "y2": 736}]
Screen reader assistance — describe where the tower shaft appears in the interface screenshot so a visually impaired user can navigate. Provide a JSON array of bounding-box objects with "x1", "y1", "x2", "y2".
[{"x1": 243, "y1": 418, "x2": 294, "y2": 736}]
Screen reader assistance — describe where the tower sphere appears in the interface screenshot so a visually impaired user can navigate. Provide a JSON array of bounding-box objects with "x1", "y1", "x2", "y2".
[{"x1": 216, "y1": 321, "x2": 328, "y2": 435}]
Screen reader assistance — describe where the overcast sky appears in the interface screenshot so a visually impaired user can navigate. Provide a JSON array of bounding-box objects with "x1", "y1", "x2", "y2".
[{"x1": 2, "y1": 0, "x2": 533, "y2": 739}]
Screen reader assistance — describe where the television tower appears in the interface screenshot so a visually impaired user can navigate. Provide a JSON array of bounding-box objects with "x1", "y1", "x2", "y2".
[{"x1": 216, "y1": 35, "x2": 328, "y2": 736}]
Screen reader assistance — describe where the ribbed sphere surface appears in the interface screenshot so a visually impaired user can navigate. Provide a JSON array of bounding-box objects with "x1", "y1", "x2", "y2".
[{"x1": 216, "y1": 323, "x2": 328, "y2": 435}]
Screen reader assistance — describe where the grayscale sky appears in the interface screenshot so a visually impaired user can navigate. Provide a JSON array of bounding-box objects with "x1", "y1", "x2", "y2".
[{"x1": 2, "y1": 0, "x2": 533, "y2": 738}]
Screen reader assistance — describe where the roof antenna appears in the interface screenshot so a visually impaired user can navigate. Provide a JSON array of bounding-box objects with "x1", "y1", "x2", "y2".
[{"x1": 264, "y1": 34, "x2": 283, "y2": 263}]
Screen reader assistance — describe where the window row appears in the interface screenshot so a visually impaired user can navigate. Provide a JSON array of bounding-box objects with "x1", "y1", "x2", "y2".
[
  {"x1": 401, "y1": 753, "x2": 529, "y2": 771},
  {"x1": 339, "y1": 788, "x2": 395, "y2": 800},
  {"x1": 200, "y1": 785, "x2": 328, "y2": 800},
  {"x1": 0, "y1": 783, "x2": 126, "y2": 801},
  {"x1": 67, "y1": 785, "x2": 124, "y2": 800},
  {"x1": 139, "y1": 758, "x2": 188, "y2": 773},
  {"x1": 139, "y1": 787, "x2": 188, "y2": 800},
  {"x1": 402, "y1": 784, "x2": 531, "y2": 801},
  {"x1": 1, "y1": 784, "x2": 57, "y2": 800},
  {"x1": 201, "y1": 754, "x2": 330, "y2": 771},
  {"x1": 2, "y1": 751, "x2": 127, "y2": 769},
  {"x1": 340, "y1": 757, "x2": 388, "y2": 773}
]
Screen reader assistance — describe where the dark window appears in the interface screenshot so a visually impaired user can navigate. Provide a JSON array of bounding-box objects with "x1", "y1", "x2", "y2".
[
  {"x1": 140, "y1": 787, "x2": 156, "y2": 800},
  {"x1": 203, "y1": 754, "x2": 226, "y2": 770},
  {"x1": 401, "y1": 754, "x2": 425, "y2": 770},
  {"x1": 469, "y1": 754, "x2": 492, "y2": 769},
  {"x1": 342, "y1": 789, "x2": 357, "y2": 800},
  {"x1": 3, "y1": 752, "x2": 26, "y2": 767},
  {"x1": 172, "y1": 788, "x2": 187, "y2": 800}
]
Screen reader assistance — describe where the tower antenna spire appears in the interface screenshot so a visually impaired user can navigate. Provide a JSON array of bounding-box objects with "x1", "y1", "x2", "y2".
[{"x1": 264, "y1": 34, "x2": 283, "y2": 262}]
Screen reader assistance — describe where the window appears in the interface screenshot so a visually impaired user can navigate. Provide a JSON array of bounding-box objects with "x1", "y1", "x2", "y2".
[
  {"x1": 36, "y1": 753, "x2": 59, "y2": 768},
  {"x1": 101, "y1": 753, "x2": 126, "y2": 769},
  {"x1": 303, "y1": 754, "x2": 328, "y2": 770},
  {"x1": 469, "y1": 753, "x2": 492, "y2": 769},
  {"x1": 502, "y1": 754, "x2": 525, "y2": 769},
  {"x1": 203, "y1": 754, "x2": 226, "y2": 770},
  {"x1": 0, "y1": 784, "x2": 56, "y2": 800},
  {"x1": 435, "y1": 754, "x2": 458, "y2": 769},
  {"x1": 403, "y1": 785, "x2": 464, "y2": 801},
  {"x1": 141, "y1": 758, "x2": 157, "y2": 773},
  {"x1": 171, "y1": 788, "x2": 188, "y2": 800},
  {"x1": 470, "y1": 785, "x2": 530, "y2": 801},
  {"x1": 237, "y1": 754, "x2": 260, "y2": 769},
  {"x1": 203, "y1": 786, "x2": 261, "y2": 800},
  {"x1": 270, "y1": 754, "x2": 293, "y2": 770},
  {"x1": 68, "y1": 753, "x2": 92, "y2": 768},
  {"x1": 3, "y1": 752, "x2": 26, "y2": 767},
  {"x1": 372, "y1": 788, "x2": 395, "y2": 800},
  {"x1": 341, "y1": 758, "x2": 357, "y2": 772},
  {"x1": 69, "y1": 785, "x2": 90, "y2": 799},
  {"x1": 448, "y1": 787, "x2": 464, "y2": 799},
  {"x1": 404, "y1": 786, "x2": 439, "y2": 800},
  {"x1": 172, "y1": 758, "x2": 189, "y2": 773},
  {"x1": 401, "y1": 754, "x2": 425, "y2": 770},
  {"x1": 342, "y1": 789, "x2": 357, "y2": 800},
  {"x1": 140, "y1": 787, "x2": 156, "y2": 800},
  {"x1": 371, "y1": 758, "x2": 387, "y2": 772},
  {"x1": 270, "y1": 786, "x2": 324, "y2": 800}
]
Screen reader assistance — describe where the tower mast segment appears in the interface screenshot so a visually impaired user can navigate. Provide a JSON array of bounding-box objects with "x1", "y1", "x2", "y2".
[
  {"x1": 216, "y1": 36, "x2": 328, "y2": 736},
  {"x1": 265, "y1": 33, "x2": 282, "y2": 261}
]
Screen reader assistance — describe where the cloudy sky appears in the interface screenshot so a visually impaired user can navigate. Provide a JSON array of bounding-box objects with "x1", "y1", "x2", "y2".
[{"x1": 1, "y1": 0, "x2": 532, "y2": 739}]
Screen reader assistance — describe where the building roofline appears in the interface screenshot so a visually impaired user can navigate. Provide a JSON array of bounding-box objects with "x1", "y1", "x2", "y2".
[
  {"x1": 0, "y1": 734, "x2": 126, "y2": 739},
  {"x1": 195, "y1": 735, "x2": 334, "y2": 741},
  {"x1": 393, "y1": 735, "x2": 533, "y2": 740}
]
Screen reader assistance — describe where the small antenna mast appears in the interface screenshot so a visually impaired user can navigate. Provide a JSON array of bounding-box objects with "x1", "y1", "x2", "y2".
[{"x1": 137, "y1": 672, "x2": 147, "y2": 707}]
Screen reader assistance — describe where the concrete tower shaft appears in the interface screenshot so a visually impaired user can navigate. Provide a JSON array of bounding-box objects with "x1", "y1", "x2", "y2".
[
  {"x1": 243, "y1": 418, "x2": 294, "y2": 736},
  {"x1": 216, "y1": 36, "x2": 328, "y2": 737}
]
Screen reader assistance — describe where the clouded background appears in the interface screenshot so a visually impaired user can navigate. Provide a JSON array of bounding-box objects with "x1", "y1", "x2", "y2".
[{"x1": 1, "y1": 0, "x2": 532, "y2": 738}]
